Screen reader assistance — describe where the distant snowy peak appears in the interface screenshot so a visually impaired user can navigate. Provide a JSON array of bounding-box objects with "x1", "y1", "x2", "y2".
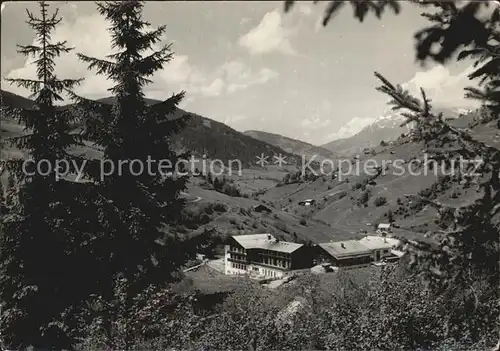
[
  {"x1": 456, "y1": 108, "x2": 473, "y2": 115},
  {"x1": 365, "y1": 112, "x2": 406, "y2": 130},
  {"x1": 361, "y1": 106, "x2": 466, "y2": 133},
  {"x1": 321, "y1": 105, "x2": 470, "y2": 155}
]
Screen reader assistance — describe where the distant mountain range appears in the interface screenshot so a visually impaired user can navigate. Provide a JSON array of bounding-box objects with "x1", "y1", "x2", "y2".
[
  {"x1": 1, "y1": 89, "x2": 35, "y2": 109},
  {"x1": 321, "y1": 106, "x2": 470, "y2": 156},
  {"x1": 244, "y1": 130, "x2": 337, "y2": 162},
  {"x1": 0, "y1": 90, "x2": 304, "y2": 168},
  {"x1": 1, "y1": 89, "x2": 476, "y2": 164}
]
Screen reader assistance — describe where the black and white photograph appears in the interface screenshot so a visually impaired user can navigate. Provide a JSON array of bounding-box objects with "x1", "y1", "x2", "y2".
[{"x1": 0, "y1": 0, "x2": 499, "y2": 350}]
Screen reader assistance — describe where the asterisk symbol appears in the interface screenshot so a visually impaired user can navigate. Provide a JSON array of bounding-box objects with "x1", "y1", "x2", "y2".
[
  {"x1": 273, "y1": 153, "x2": 287, "y2": 167},
  {"x1": 255, "y1": 153, "x2": 269, "y2": 167}
]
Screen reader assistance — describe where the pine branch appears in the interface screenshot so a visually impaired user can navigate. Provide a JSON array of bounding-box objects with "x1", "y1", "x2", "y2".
[
  {"x1": 375, "y1": 70, "x2": 500, "y2": 292},
  {"x1": 5, "y1": 78, "x2": 43, "y2": 96},
  {"x1": 136, "y1": 45, "x2": 174, "y2": 77},
  {"x1": 148, "y1": 91, "x2": 187, "y2": 122},
  {"x1": 283, "y1": 0, "x2": 400, "y2": 25},
  {"x1": 16, "y1": 44, "x2": 43, "y2": 57},
  {"x1": 136, "y1": 25, "x2": 167, "y2": 50},
  {"x1": 77, "y1": 54, "x2": 116, "y2": 76},
  {"x1": 47, "y1": 77, "x2": 84, "y2": 95}
]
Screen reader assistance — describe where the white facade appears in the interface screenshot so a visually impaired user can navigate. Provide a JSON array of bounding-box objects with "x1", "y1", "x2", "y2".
[
  {"x1": 247, "y1": 264, "x2": 286, "y2": 279},
  {"x1": 224, "y1": 234, "x2": 305, "y2": 279},
  {"x1": 224, "y1": 244, "x2": 288, "y2": 278},
  {"x1": 358, "y1": 236, "x2": 399, "y2": 261},
  {"x1": 376, "y1": 223, "x2": 391, "y2": 234},
  {"x1": 224, "y1": 245, "x2": 247, "y2": 275}
]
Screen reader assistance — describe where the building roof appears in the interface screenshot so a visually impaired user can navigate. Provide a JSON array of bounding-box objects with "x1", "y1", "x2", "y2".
[
  {"x1": 253, "y1": 204, "x2": 272, "y2": 211},
  {"x1": 378, "y1": 223, "x2": 391, "y2": 229},
  {"x1": 318, "y1": 240, "x2": 371, "y2": 259},
  {"x1": 231, "y1": 234, "x2": 304, "y2": 253},
  {"x1": 358, "y1": 235, "x2": 395, "y2": 250},
  {"x1": 391, "y1": 249, "x2": 405, "y2": 258}
]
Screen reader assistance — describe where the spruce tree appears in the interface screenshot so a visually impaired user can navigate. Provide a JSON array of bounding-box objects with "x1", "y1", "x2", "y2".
[
  {"x1": 0, "y1": 1, "x2": 92, "y2": 349},
  {"x1": 71, "y1": 1, "x2": 192, "y2": 347}
]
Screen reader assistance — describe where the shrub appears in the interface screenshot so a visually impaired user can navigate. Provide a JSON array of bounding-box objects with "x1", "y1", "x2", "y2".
[
  {"x1": 199, "y1": 213, "x2": 210, "y2": 223},
  {"x1": 212, "y1": 203, "x2": 227, "y2": 212},
  {"x1": 274, "y1": 221, "x2": 289, "y2": 233},
  {"x1": 357, "y1": 190, "x2": 371, "y2": 206},
  {"x1": 374, "y1": 196, "x2": 387, "y2": 207}
]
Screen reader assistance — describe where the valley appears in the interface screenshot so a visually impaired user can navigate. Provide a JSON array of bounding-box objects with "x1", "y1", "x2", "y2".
[
  {"x1": 1, "y1": 1, "x2": 499, "y2": 349},
  {"x1": 3, "y1": 89, "x2": 498, "y2": 251}
]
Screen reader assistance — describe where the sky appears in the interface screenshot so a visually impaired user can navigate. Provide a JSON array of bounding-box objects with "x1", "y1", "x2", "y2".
[{"x1": 0, "y1": 1, "x2": 483, "y2": 145}]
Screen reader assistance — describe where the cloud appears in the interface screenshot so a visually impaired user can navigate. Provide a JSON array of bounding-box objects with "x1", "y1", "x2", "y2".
[
  {"x1": 300, "y1": 116, "x2": 331, "y2": 129},
  {"x1": 327, "y1": 116, "x2": 377, "y2": 141},
  {"x1": 299, "y1": 100, "x2": 333, "y2": 129},
  {"x1": 324, "y1": 64, "x2": 480, "y2": 142},
  {"x1": 217, "y1": 60, "x2": 279, "y2": 94},
  {"x1": 4, "y1": 12, "x2": 113, "y2": 99},
  {"x1": 314, "y1": 12, "x2": 325, "y2": 33},
  {"x1": 298, "y1": 4, "x2": 313, "y2": 17},
  {"x1": 155, "y1": 54, "x2": 209, "y2": 97},
  {"x1": 200, "y1": 78, "x2": 225, "y2": 97},
  {"x1": 402, "y1": 64, "x2": 480, "y2": 109},
  {"x1": 238, "y1": 10, "x2": 296, "y2": 55},
  {"x1": 223, "y1": 114, "x2": 247, "y2": 127},
  {"x1": 4, "y1": 9, "x2": 278, "y2": 102}
]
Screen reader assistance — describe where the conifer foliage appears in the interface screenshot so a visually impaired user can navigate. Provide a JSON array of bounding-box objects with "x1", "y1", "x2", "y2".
[
  {"x1": 71, "y1": 1, "x2": 192, "y2": 347},
  {"x1": 414, "y1": 1, "x2": 500, "y2": 121},
  {"x1": 0, "y1": 1, "x2": 90, "y2": 349},
  {"x1": 285, "y1": 0, "x2": 500, "y2": 346},
  {"x1": 285, "y1": 1, "x2": 500, "y2": 120}
]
